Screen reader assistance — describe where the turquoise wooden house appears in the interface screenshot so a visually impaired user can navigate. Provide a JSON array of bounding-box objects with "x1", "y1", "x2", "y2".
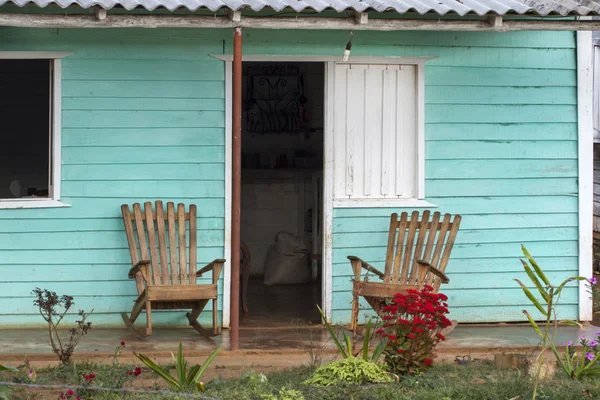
[{"x1": 0, "y1": 0, "x2": 597, "y2": 342}]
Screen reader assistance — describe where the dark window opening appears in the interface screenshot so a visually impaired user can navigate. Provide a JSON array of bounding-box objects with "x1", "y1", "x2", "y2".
[{"x1": 0, "y1": 59, "x2": 51, "y2": 199}]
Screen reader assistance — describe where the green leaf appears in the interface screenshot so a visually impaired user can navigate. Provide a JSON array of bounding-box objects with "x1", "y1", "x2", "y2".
[
  {"x1": 0, "y1": 385, "x2": 11, "y2": 400},
  {"x1": 550, "y1": 343, "x2": 571, "y2": 376},
  {"x1": 317, "y1": 305, "x2": 348, "y2": 358},
  {"x1": 344, "y1": 335, "x2": 353, "y2": 358},
  {"x1": 514, "y1": 279, "x2": 548, "y2": 316},
  {"x1": 522, "y1": 310, "x2": 544, "y2": 338},
  {"x1": 187, "y1": 365, "x2": 201, "y2": 385},
  {"x1": 521, "y1": 260, "x2": 550, "y2": 303},
  {"x1": 556, "y1": 276, "x2": 587, "y2": 296},
  {"x1": 134, "y1": 352, "x2": 180, "y2": 389},
  {"x1": 362, "y1": 319, "x2": 372, "y2": 362},
  {"x1": 521, "y1": 245, "x2": 550, "y2": 286},
  {"x1": 371, "y1": 340, "x2": 386, "y2": 363},
  {"x1": 558, "y1": 320, "x2": 583, "y2": 328},
  {"x1": 0, "y1": 365, "x2": 18, "y2": 373},
  {"x1": 190, "y1": 347, "x2": 222, "y2": 384}
]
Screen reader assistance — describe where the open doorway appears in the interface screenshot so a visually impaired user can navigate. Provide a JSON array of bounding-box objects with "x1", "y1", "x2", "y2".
[{"x1": 240, "y1": 62, "x2": 324, "y2": 327}]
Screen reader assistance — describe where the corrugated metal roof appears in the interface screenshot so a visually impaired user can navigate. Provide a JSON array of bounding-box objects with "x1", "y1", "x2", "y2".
[{"x1": 1, "y1": 0, "x2": 600, "y2": 15}]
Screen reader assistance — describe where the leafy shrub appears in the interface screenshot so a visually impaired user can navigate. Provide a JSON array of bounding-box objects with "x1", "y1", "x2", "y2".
[
  {"x1": 377, "y1": 284, "x2": 452, "y2": 375},
  {"x1": 303, "y1": 358, "x2": 392, "y2": 386},
  {"x1": 32, "y1": 288, "x2": 93, "y2": 366},
  {"x1": 317, "y1": 305, "x2": 385, "y2": 362}
]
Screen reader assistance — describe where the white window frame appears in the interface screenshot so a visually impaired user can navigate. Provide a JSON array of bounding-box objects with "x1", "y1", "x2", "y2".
[
  {"x1": 330, "y1": 58, "x2": 433, "y2": 209},
  {"x1": 0, "y1": 52, "x2": 71, "y2": 209}
]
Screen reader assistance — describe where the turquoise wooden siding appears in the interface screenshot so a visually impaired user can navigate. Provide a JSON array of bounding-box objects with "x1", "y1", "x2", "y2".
[
  {"x1": 0, "y1": 27, "x2": 228, "y2": 327},
  {"x1": 0, "y1": 26, "x2": 581, "y2": 326}
]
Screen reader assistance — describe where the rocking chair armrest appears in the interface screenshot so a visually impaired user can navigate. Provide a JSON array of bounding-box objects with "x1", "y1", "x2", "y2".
[
  {"x1": 196, "y1": 259, "x2": 226, "y2": 277},
  {"x1": 347, "y1": 256, "x2": 385, "y2": 279},
  {"x1": 417, "y1": 260, "x2": 450, "y2": 284},
  {"x1": 128, "y1": 260, "x2": 151, "y2": 279}
]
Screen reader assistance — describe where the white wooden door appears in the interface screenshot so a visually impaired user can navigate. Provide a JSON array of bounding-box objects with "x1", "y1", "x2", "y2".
[{"x1": 333, "y1": 63, "x2": 418, "y2": 200}]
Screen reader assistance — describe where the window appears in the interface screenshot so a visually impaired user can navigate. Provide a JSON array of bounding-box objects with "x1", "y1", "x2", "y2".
[
  {"x1": 0, "y1": 55, "x2": 65, "y2": 208},
  {"x1": 332, "y1": 62, "x2": 428, "y2": 207}
]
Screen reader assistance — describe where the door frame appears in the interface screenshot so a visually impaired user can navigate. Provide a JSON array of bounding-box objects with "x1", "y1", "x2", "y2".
[{"x1": 215, "y1": 54, "x2": 435, "y2": 325}]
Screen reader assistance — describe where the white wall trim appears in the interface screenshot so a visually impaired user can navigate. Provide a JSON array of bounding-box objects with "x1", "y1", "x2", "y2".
[
  {"x1": 0, "y1": 51, "x2": 72, "y2": 59},
  {"x1": 222, "y1": 61, "x2": 233, "y2": 328},
  {"x1": 52, "y1": 58, "x2": 62, "y2": 201},
  {"x1": 0, "y1": 53, "x2": 65, "y2": 205},
  {"x1": 0, "y1": 199, "x2": 70, "y2": 209},
  {"x1": 323, "y1": 61, "x2": 335, "y2": 322},
  {"x1": 577, "y1": 29, "x2": 594, "y2": 321},
  {"x1": 333, "y1": 199, "x2": 437, "y2": 208},
  {"x1": 416, "y1": 63, "x2": 426, "y2": 199}
]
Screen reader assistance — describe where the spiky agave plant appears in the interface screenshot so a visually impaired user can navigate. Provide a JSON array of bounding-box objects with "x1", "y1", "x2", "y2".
[{"x1": 134, "y1": 342, "x2": 221, "y2": 391}]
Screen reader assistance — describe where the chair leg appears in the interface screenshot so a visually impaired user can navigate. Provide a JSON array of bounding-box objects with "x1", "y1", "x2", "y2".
[
  {"x1": 186, "y1": 300, "x2": 219, "y2": 337},
  {"x1": 351, "y1": 289, "x2": 360, "y2": 351},
  {"x1": 145, "y1": 299, "x2": 152, "y2": 337},
  {"x1": 121, "y1": 290, "x2": 149, "y2": 339},
  {"x1": 213, "y1": 298, "x2": 220, "y2": 336},
  {"x1": 242, "y1": 270, "x2": 249, "y2": 313}
]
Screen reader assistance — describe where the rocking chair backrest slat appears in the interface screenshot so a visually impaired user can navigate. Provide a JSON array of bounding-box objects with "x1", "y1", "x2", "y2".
[
  {"x1": 397, "y1": 211, "x2": 420, "y2": 284},
  {"x1": 418, "y1": 211, "x2": 441, "y2": 286},
  {"x1": 121, "y1": 205, "x2": 145, "y2": 294},
  {"x1": 121, "y1": 201, "x2": 197, "y2": 287},
  {"x1": 433, "y1": 214, "x2": 462, "y2": 290},
  {"x1": 167, "y1": 202, "x2": 178, "y2": 285},
  {"x1": 177, "y1": 203, "x2": 188, "y2": 284},
  {"x1": 385, "y1": 211, "x2": 461, "y2": 288},
  {"x1": 189, "y1": 205, "x2": 197, "y2": 283},
  {"x1": 144, "y1": 202, "x2": 161, "y2": 285},
  {"x1": 155, "y1": 201, "x2": 170, "y2": 285},
  {"x1": 390, "y1": 212, "x2": 409, "y2": 284},
  {"x1": 408, "y1": 210, "x2": 430, "y2": 284},
  {"x1": 383, "y1": 213, "x2": 398, "y2": 280},
  {"x1": 430, "y1": 214, "x2": 452, "y2": 276}
]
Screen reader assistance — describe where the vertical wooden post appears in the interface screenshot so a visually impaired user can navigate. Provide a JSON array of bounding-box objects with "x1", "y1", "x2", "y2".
[{"x1": 230, "y1": 26, "x2": 242, "y2": 351}]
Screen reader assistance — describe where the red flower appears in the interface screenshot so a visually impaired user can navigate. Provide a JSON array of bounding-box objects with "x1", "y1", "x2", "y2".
[
  {"x1": 382, "y1": 315, "x2": 394, "y2": 321},
  {"x1": 397, "y1": 349, "x2": 405, "y2": 354},
  {"x1": 58, "y1": 394, "x2": 65, "y2": 399},
  {"x1": 120, "y1": 341, "x2": 126, "y2": 347},
  {"x1": 375, "y1": 328, "x2": 385, "y2": 335},
  {"x1": 407, "y1": 333, "x2": 416, "y2": 339},
  {"x1": 436, "y1": 333, "x2": 446, "y2": 341},
  {"x1": 76, "y1": 397, "x2": 81, "y2": 400},
  {"x1": 134, "y1": 367, "x2": 142, "y2": 376},
  {"x1": 438, "y1": 293, "x2": 448, "y2": 301},
  {"x1": 423, "y1": 284, "x2": 434, "y2": 292},
  {"x1": 67, "y1": 390, "x2": 74, "y2": 396},
  {"x1": 423, "y1": 358, "x2": 433, "y2": 365}
]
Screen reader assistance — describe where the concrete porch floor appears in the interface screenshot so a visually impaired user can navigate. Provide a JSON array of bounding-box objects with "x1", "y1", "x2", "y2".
[{"x1": 1, "y1": 324, "x2": 598, "y2": 367}]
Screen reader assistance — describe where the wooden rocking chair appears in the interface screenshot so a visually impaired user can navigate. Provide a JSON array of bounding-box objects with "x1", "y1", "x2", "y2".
[
  {"x1": 348, "y1": 210, "x2": 461, "y2": 336},
  {"x1": 121, "y1": 201, "x2": 225, "y2": 338}
]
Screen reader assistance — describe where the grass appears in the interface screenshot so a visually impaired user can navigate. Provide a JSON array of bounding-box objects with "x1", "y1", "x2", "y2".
[{"x1": 6, "y1": 360, "x2": 600, "y2": 399}]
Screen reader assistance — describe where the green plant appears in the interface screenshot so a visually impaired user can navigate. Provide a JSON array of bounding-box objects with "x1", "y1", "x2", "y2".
[
  {"x1": 515, "y1": 245, "x2": 586, "y2": 399},
  {"x1": 0, "y1": 364, "x2": 18, "y2": 400},
  {"x1": 32, "y1": 288, "x2": 93, "y2": 366},
  {"x1": 134, "y1": 342, "x2": 221, "y2": 391},
  {"x1": 317, "y1": 305, "x2": 385, "y2": 362},
  {"x1": 303, "y1": 357, "x2": 393, "y2": 386},
  {"x1": 261, "y1": 387, "x2": 305, "y2": 400},
  {"x1": 377, "y1": 285, "x2": 452, "y2": 375},
  {"x1": 556, "y1": 333, "x2": 600, "y2": 378}
]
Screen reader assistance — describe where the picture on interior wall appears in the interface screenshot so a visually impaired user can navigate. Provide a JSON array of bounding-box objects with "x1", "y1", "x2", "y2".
[{"x1": 245, "y1": 64, "x2": 307, "y2": 136}]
